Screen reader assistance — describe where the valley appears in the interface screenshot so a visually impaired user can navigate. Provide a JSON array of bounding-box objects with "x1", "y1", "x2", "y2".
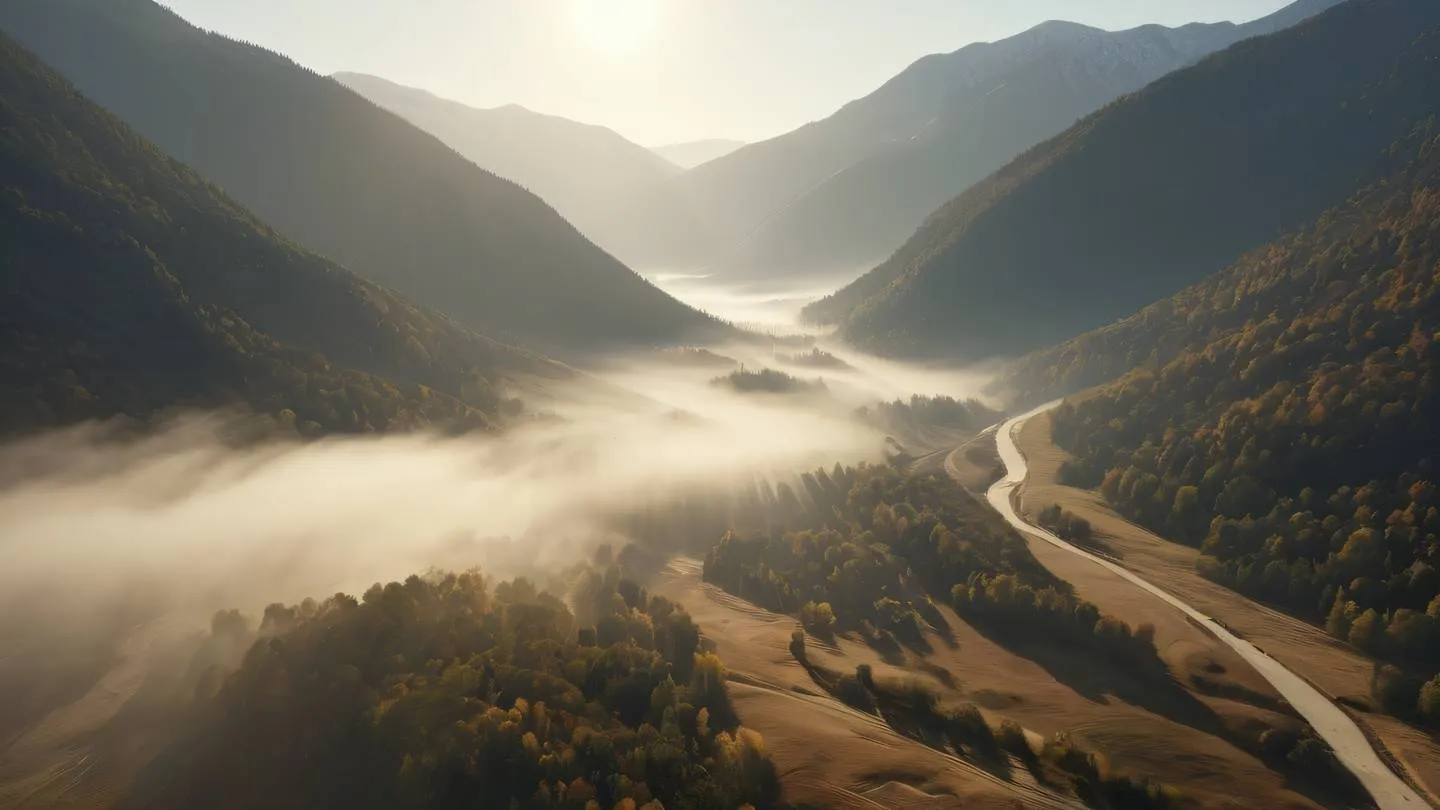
[{"x1": 4, "y1": 0, "x2": 1440, "y2": 808}]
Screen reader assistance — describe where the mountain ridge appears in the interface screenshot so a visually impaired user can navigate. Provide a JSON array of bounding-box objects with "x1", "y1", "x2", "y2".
[
  {"x1": 627, "y1": 0, "x2": 1343, "y2": 277},
  {"x1": 650, "y1": 138, "x2": 746, "y2": 169},
  {"x1": 0, "y1": 0, "x2": 732, "y2": 359},
  {"x1": 331, "y1": 70, "x2": 682, "y2": 253},
  {"x1": 0, "y1": 31, "x2": 581, "y2": 437},
  {"x1": 805, "y1": 0, "x2": 1438, "y2": 361}
]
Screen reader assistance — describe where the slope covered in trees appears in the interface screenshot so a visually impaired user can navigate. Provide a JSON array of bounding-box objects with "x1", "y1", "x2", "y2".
[
  {"x1": 0, "y1": 0, "x2": 732, "y2": 358},
  {"x1": 703, "y1": 464, "x2": 1163, "y2": 671},
  {"x1": 333, "y1": 72, "x2": 681, "y2": 260},
  {"x1": 806, "y1": 0, "x2": 1440, "y2": 361},
  {"x1": 128, "y1": 570, "x2": 788, "y2": 810},
  {"x1": 0, "y1": 33, "x2": 565, "y2": 436},
  {"x1": 713, "y1": 0, "x2": 1339, "y2": 280},
  {"x1": 1047, "y1": 120, "x2": 1440, "y2": 726}
]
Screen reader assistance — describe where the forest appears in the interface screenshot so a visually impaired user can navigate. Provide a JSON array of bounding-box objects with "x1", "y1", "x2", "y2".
[
  {"x1": 130, "y1": 568, "x2": 790, "y2": 810},
  {"x1": 703, "y1": 464, "x2": 1162, "y2": 672},
  {"x1": 0, "y1": 0, "x2": 733, "y2": 358},
  {"x1": 0, "y1": 32, "x2": 562, "y2": 437},
  {"x1": 854, "y1": 394, "x2": 999, "y2": 436},
  {"x1": 710, "y1": 368, "x2": 827, "y2": 397},
  {"x1": 806, "y1": 0, "x2": 1440, "y2": 361},
  {"x1": 1049, "y1": 123, "x2": 1440, "y2": 726}
]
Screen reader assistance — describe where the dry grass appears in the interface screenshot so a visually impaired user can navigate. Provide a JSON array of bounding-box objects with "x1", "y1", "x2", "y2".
[
  {"x1": 0, "y1": 619, "x2": 196, "y2": 810},
  {"x1": 651, "y1": 557, "x2": 1329, "y2": 809},
  {"x1": 1015, "y1": 410, "x2": 1440, "y2": 808},
  {"x1": 649, "y1": 559, "x2": 1077, "y2": 809}
]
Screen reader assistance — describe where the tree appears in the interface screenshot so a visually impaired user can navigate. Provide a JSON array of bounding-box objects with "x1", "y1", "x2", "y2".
[
  {"x1": 1419, "y1": 675, "x2": 1440, "y2": 726},
  {"x1": 800, "y1": 601, "x2": 837, "y2": 634},
  {"x1": 1324, "y1": 589, "x2": 1351, "y2": 638},
  {"x1": 1348, "y1": 608, "x2": 1384, "y2": 651}
]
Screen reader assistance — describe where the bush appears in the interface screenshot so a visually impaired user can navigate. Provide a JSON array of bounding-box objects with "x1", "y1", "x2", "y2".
[
  {"x1": 800, "y1": 601, "x2": 837, "y2": 634},
  {"x1": 834, "y1": 674, "x2": 877, "y2": 713},
  {"x1": 997, "y1": 720, "x2": 1034, "y2": 761}
]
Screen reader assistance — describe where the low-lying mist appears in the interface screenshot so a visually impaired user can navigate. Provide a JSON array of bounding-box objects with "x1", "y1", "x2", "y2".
[
  {"x1": 0, "y1": 349, "x2": 992, "y2": 620},
  {"x1": 0, "y1": 336, "x2": 997, "y2": 758}
]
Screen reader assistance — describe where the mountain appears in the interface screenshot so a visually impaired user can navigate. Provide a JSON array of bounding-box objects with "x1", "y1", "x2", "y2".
[
  {"x1": 1042, "y1": 115, "x2": 1440, "y2": 728},
  {"x1": 806, "y1": 0, "x2": 1440, "y2": 361},
  {"x1": 651, "y1": 138, "x2": 746, "y2": 169},
  {"x1": 720, "y1": 0, "x2": 1343, "y2": 279},
  {"x1": 332, "y1": 72, "x2": 682, "y2": 255},
  {"x1": 0, "y1": 31, "x2": 573, "y2": 437},
  {"x1": 0, "y1": 0, "x2": 732, "y2": 359},
  {"x1": 632, "y1": 0, "x2": 1341, "y2": 277}
]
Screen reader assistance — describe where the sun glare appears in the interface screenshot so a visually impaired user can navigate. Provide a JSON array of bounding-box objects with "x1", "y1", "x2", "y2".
[{"x1": 572, "y1": 0, "x2": 663, "y2": 57}]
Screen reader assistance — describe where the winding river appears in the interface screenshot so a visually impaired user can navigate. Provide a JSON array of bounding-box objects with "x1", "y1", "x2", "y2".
[{"x1": 979, "y1": 402, "x2": 1427, "y2": 810}]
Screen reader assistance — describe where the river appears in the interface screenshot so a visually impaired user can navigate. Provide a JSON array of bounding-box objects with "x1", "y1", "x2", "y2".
[{"x1": 980, "y1": 402, "x2": 1427, "y2": 810}]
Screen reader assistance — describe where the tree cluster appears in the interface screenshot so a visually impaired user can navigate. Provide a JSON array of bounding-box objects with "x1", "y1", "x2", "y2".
[
  {"x1": 854, "y1": 394, "x2": 1000, "y2": 435},
  {"x1": 1035, "y1": 504, "x2": 1094, "y2": 547},
  {"x1": 144, "y1": 569, "x2": 787, "y2": 810},
  {"x1": 710, "y1": 368, "x2": 827, "y2": 397},
  {"x1": 702, "y1": 464, "x2": 1163, "y2": 671}
]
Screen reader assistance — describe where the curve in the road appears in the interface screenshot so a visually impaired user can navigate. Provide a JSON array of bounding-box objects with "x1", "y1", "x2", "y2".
[{"x1": 978, "y1": 401, "x2": 1427, "y2": 810}]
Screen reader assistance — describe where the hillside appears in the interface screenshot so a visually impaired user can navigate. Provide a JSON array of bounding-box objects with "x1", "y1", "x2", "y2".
[
  {"x1": 333, "y1": 72, "x2": 682, "y2": 257},
  {"x1": 115, "y1": 571, "x2": 787, "y2": 810},
  {"x1": 716, "y1": 0, "x2": 1341, "y2": 279},
  {"x1": 0, "y1": 0, "x2": 732, "y2": 358},
  {"x1": 806, "y1": 0, "x2": 1440, "y2": 361},
  {"x1": 1044, "y1": 114, "x2": 1440, "y2": 729},
  {"x1": 651, "y1": 138, "x2": 745, "y2": 169},
  {"x1": 0, "y1": 33, "x2": 568, "y2": 437},
  {"x1": 626, "y1": 0, "x2": 1337, "y2": 277}
]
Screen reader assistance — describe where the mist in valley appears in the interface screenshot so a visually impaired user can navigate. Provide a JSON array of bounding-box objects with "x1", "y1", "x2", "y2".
[{"x1": 0, "y1": 279, "x2": 1000, "y2": 772}]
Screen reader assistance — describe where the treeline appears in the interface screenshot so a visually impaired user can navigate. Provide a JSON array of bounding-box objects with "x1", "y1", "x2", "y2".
[
  {"x1": 1049, "y1": 126, "x2": 1440, "y2": 725},
  {"x1": 855, "y1": 394, "x2": 1000, "y2": 435},
  {"x1": 702, "y1": 464, "x2": 1164, "y2": 671},
  {"x1": 711, "y1": 367, "x2": 827, "y2": 396},
  {"x1": 776, "y1": 348, "x2": 851, "y2": 370},
  {"x1": 134, "y1": 570, "x2": 789, "y2": 810},
  {"x1": 1036, "y1": 504, "x2": 1095, "y2": 547}
]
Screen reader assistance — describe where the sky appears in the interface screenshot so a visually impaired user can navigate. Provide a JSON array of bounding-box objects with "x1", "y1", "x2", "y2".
[{"x1": 156, "y1": 0, "x2": 1295, "y2": 146}]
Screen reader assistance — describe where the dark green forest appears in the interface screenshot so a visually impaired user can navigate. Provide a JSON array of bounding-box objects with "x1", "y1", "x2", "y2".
[
  {"x1": 806, "y1": 0, "x2": 1440, "y2": 361},
  {"x1": 855, "y1": 395, "x2": 1000, "y2": 436},
  {"x1": 1049, "y1": 122, "x2": 1440, "y2": 725},
  {"x1": 0, "y1": 0, "x2": 733, "y2": 358},
  {"x1": 0, "y1": 33, "x2": 588, "y2": 435},
  {"x1": 710, "y1": 368, "x2": 827, "y2": 397},
  {"x1": 703, "y1": 464, "x2": 1162, "y2": 671},
  {"x1": 130, "y1": 570, "x2": 788, "y2": 810}
]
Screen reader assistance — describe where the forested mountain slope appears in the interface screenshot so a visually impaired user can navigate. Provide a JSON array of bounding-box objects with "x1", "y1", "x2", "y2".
[
  {"x1": 0, "y1": 33, "x2": 565, "y2": 436},
  {"x1": 807, "y1": 0, "x2": 1440, "y2": 361},
  {"x1": 1047, "y1": 119, "x2": 1440, "y2": 725},
  {"x1": 123, "y1": 570, "x2": 786, "y2": 810},
  {"x1": 0, "y1": 0, "x2": 731, "y2": 358},
  {"x1": 715, "y1": 0, "x2": 1341, "y2": 279},
  {"x1": 333, "y1": 72, "x2": 681, "y2": 257}
]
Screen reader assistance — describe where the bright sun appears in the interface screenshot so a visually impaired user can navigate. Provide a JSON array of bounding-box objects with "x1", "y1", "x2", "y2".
[{"x1": 572, "y1": 0, "x2": 664, "y2": 57}]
